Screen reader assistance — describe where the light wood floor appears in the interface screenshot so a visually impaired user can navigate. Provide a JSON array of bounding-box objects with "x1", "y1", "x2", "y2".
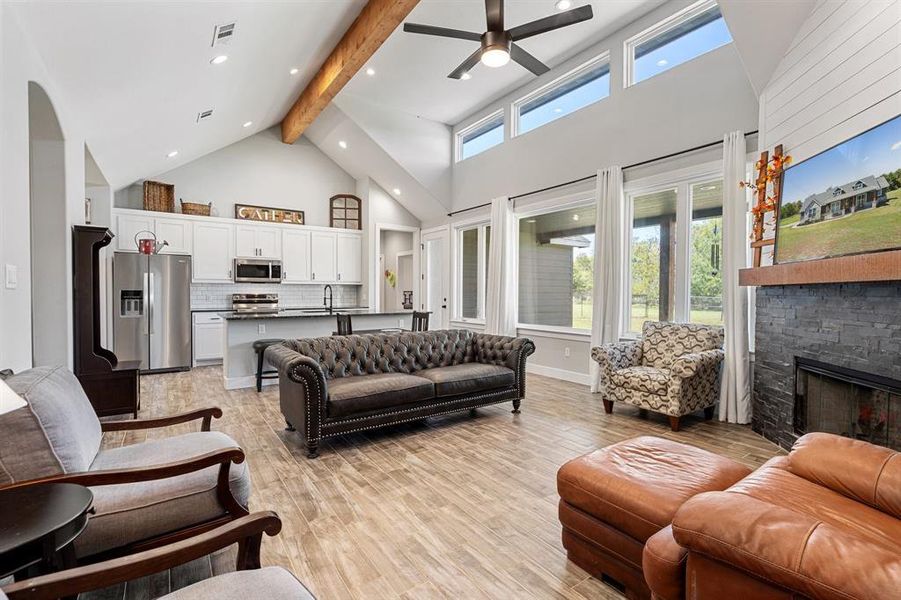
[{"x1": 101, "y1": 368, "x2": 782, "y2": 600}]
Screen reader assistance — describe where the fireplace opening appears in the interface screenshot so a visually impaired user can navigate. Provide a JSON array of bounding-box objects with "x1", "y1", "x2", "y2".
[{"x1": 794, "y1": 357, "x2": 900, "y2": 451}]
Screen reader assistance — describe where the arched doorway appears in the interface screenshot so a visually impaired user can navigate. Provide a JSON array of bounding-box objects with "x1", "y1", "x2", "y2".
[{"x1": 28, "y1": 82, "x2": 68, "y2": 367}]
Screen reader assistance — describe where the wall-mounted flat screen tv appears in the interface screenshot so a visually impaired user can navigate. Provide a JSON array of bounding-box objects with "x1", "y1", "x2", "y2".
[{"x1": 775, "y1": 114, "x2": 901, "y2": 264}]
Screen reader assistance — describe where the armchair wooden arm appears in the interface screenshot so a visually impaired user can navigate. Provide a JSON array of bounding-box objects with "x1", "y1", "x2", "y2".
[
  {"x1": 100, "y1": 407, "x2": 223, "y2": 432},
  {"x1": 1, "y1": 512, "x2": 283, "y2": 600}
]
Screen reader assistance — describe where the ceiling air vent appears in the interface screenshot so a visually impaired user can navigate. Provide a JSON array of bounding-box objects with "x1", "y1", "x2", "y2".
[
  {"x1": 196, "y1": 109, "x2": 214, "y2": 123},
  {"x1": 212, "y1": 22, "x2": 236, "y2": 47}
]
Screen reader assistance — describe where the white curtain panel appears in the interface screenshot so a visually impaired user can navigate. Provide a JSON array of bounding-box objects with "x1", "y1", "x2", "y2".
[
  {"x1": 590, "y1": 166, "x2": 627, "y2": 393},
  {"x1": 719, "y1": 131, "x2": 752, "y2": 423},
  {"x1": 484, "y1": 196, "x2": 518, "y2": 336}
]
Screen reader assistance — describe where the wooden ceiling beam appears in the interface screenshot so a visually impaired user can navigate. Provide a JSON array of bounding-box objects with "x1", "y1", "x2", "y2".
[{"x1": 280, "y1": 0, "x2": 420, "y2": 144}]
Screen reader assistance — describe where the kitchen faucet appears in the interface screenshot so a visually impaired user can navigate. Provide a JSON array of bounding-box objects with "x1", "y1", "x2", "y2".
[{"x1": 323, "y1": 284, "x2": 333, "y2": 313}]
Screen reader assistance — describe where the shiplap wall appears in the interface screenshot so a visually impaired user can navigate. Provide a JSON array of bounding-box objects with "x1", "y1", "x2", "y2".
[{"x1": 758, "y1": 0, "x2": 901, "y2": 263}]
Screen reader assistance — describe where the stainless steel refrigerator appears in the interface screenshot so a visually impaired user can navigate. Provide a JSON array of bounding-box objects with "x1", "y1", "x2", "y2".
[{"x1": 113, "y1": 252, "x2": 192, "y2": 372}]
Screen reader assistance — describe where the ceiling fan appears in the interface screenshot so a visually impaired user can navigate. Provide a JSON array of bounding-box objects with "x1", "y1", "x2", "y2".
[{"x1": 403, "y1": 0, "x2": 594, "y2": 79}]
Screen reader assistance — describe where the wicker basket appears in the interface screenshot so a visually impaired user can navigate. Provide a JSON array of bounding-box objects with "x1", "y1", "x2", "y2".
[
  {"x1": 142, "y1": 181, "x2": 175, "y2": 212},
  {"x1": 180, "y1": 200, "x2": 212, "y2": 216}
]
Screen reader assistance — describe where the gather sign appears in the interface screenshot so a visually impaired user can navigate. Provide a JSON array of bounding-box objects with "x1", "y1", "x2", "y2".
[{"x1": 234, "y1": 203, "x2": 305, "y2": 225}]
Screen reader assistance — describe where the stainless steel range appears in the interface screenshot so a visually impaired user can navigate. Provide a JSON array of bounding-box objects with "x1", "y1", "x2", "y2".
[{"x1": 231, "y1": 293, "x2": 279, "y2": 315}]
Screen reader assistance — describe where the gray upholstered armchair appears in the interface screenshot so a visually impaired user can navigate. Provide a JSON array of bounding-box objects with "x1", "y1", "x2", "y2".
[
  {"x1": 591, "y1": 321, "x2": 724, "y2": 431},
  {"x1": 0, "y1": 366, "x2": 251, "y2": 562}
]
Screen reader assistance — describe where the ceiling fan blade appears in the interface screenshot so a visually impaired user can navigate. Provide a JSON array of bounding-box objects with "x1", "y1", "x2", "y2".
[
  {"x1": 511, "y1": 44, "x2": 550, "y2": 76},
  {"x1": 403, "y1": 23, "x2": 482, "y2": 42},
  {"x1": 508, "y1": 5, "x2": 593, "y2": 41},
  {"x1": 448, "y1": 48, "x2": 483, "y2": 79},
  {"x1": 486, "y1": 0, "x2": 504, "y2": 31}
]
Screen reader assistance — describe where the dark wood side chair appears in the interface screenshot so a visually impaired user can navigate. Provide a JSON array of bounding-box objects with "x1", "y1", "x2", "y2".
[
  {"x1": 253, "y1": 339, "x2": 284, "y2": 393},
  {"x1": 411, "y1": 311, "x2": 430, "y2": 332},
  {"x1": 0, "y1": 512, "x2": 316, "y2": 600},
  {"x1": 335, "y1": 313, "x2": 353, "y2": 336}
]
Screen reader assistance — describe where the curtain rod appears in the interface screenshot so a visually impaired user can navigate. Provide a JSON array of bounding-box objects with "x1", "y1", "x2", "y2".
[{"x1": 446, "y1": 129, "x2": 759, "y2": 217}]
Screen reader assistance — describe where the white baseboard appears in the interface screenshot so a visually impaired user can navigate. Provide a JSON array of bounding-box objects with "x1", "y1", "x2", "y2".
[
  {"x1": 223, "y1": 375, "x2": 278, "y2": 391},
  {"x1": 526, "y1": 363, "x2": 591, "y2": 386}
]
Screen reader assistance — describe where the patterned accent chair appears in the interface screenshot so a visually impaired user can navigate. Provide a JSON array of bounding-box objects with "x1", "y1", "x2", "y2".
[{"x1": 591, "y1": 321, "x2": 724, "y2": 431}]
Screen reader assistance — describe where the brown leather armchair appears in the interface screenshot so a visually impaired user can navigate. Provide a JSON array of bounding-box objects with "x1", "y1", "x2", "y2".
[{"x1": 644, "y1": 433, "x2": 901, "y2": 600}]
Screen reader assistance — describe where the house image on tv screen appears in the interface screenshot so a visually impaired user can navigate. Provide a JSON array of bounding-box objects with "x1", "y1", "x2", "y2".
[{"x1": 799, "y1": 175, "x2": 889, "y2": 225}]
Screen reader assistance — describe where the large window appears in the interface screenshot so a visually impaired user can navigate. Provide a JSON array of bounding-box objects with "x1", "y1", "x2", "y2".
[
  {"x1": 519, "y1": 203, "x2": 596, "y2": 331},
  {"x1": 456, "y1": 223, "x2": 491, "y2": 321},
  {"x1": 456, "y1": 110, "x2": 504, "y2": 161},
  {"x1": 625, "y1": 0, "x2": 732, "y2": 87},
  {"x1": 513, "y1": 54, "x2": 610, "y2": 136},
  {"x1": 626, "y1": 172, "x2": 724, "y2": 335},
  {"x1": 630, "y1": 188, "x2": 678, "y2": 333},
  {"x1": 689, "y1": 180, "x2": 723, "y2": 325}
]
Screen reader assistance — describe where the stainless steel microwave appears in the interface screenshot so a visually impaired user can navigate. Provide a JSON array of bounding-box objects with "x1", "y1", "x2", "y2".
[{"x1": 234, "y1": 258, "x2": 282, "y2": 283}]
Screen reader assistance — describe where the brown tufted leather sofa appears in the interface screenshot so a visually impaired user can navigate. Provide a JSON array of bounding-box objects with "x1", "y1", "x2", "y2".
[
  {"x1": 266, "y1": 330, "x2": 534, "y2": 458},
  {"x1": 644, "y1": 432, "x2": 901, "y2": 600}
]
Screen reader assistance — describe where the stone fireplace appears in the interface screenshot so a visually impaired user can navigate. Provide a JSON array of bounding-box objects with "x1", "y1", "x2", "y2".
[{"x1": 753, "y1": 282, "x2": 901, "y2": 450}]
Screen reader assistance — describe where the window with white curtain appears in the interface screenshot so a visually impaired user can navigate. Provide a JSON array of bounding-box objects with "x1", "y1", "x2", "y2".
[
  {"x1": 455, "y1": 223, "x2": 491, "y2": 321},
  {"x1": 625, "y1": 170, "x2": 724, "y2": 335},
  {"x1": 518, "y1": 203, "x2": 597, "y2": 331}
]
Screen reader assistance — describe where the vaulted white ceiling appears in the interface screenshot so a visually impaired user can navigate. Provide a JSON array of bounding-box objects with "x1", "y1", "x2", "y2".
[
  {"x1": 10, "y1": 0, "x2": 366, "y2": 189},
  {"x1": 12, "y1": 0, "x2": 666, "y2": 194},
  {"x1": 341, "y1": 0, "x2": 663, "y2": 125}
]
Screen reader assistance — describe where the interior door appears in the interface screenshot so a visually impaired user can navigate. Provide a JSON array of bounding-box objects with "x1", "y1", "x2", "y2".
[{"x1": 420, "y1": 228, "x2": 450, "y2": 329}]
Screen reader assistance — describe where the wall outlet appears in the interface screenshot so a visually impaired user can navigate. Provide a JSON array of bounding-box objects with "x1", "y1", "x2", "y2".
[
  {"x1": 5, "y1": 265, "x2": 17, "y2": 289},
  {"x1": 564, "y1": 347, "x2": 571, "y2": 358},
  {"x1": 258, "y1": 323, "x2": 266, "y2": 334}
]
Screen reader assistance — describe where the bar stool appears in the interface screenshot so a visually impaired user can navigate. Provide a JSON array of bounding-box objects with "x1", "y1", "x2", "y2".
[
  {"x1": 335, "y1": 313, "x2": 353, "y2": 336},
  {"x1": 411, "y1": 311, "x2": 430, "y2": 331},
  {"x1": 253, "y1": 338, "x2": 283, "y2": 392}
]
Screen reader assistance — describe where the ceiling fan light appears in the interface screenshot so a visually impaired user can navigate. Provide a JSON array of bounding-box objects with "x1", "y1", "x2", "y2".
[{"x1": 481, "y1": 48, "x2": 510, "y2": 68}]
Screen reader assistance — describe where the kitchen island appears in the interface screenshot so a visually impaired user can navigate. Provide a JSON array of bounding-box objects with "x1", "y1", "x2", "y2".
[{"x1": 220, "y1": 308, "x2": 413, "y2": 389}]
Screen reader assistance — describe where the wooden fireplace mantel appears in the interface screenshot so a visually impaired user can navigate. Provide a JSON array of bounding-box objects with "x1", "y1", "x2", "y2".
[{"x1": 739, "y1": 249, "x2": 901, "y2": 286}]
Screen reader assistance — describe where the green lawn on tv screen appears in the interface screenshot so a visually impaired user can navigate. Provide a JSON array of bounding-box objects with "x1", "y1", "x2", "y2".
[{"x1": 776, "y1": 195, "x2": 901, "y2": 263}]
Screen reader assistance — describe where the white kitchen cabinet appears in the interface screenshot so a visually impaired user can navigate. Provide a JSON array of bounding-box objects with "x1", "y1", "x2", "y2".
[
  {"x1": 235, "y1": 225, "x2": 281, "y2": 258},
  {"x1": 336, "y1": 233, "x2": 362, "y2": 283},
  {"x1": 154, "y1": 218, "x2": 192, "y2": 255},
  {"x1": 193, "y1": 222, "x2": 234, "y2": 282},
  {"x1": 115, "y1": 214, "x2": 154, "y2": 252},
  {"x1": 310, "y1": 232, "x2": 336, "y2": 283},
  {"x1": 282, "y1": 229, "x2": 311, "y2": 283},
  {"x1": 193, "y1": 312, "x2": 224, "y2": 365}
]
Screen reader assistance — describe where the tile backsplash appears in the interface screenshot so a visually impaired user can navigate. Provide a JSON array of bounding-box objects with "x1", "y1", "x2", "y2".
[{"x1": 191, "y1": 283, "x2": 360, "y2": 310}]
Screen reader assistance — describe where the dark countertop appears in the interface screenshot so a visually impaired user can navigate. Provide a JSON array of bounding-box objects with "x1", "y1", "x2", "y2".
[{"x1": 220, "y1": 308, "x2": 413, "y2": 321}]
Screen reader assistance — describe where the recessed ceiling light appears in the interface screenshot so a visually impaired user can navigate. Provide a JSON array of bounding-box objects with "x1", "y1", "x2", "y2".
[
  {"x1": 338, "y1": 140, "x2": 347, "y2": 149},
  {"x1": 289, "y1": 68, "x2": 299, "y2": 75},
  {"x1": 167, "y1": 150, "x2": 178, "y2": 158},
  {"x1": 526, "y1": 219, "x2": 536, "y2": 223},
  {"x1": 656, "y1": 59, "x2": 668, "y2": 67},
  {"x1": 572, "y1": 214, "x2": 580, "y2": 221},
  {"x1": 461, "y1": 72, "x2": 472, "y2": 80},
  {"x1": 210, "y1": 55, "x2": 228, "y2": 65},
  {"x1": 555, "y1": 0, "x2": 573, "y2": 10},
  {"x1": 366, "y1": 67, "x2": 376, "y2": 76},
  {"x1": 553, "y1": 107, "x2": 563, "y2": 113},
  {"x1": 242, "y1": 121, "x2": 253, "y2": 128},
  {"x1": 393, "y1": 188, "x2": 401, "y2": 195}
]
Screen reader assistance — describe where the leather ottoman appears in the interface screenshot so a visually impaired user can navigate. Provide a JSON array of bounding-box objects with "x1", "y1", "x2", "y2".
[{"x1": 556, "y1": 436, "x2": 751, "y2": 600}]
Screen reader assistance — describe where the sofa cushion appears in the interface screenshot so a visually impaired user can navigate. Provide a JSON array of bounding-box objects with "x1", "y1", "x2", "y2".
[
  {"x1": 611, "y1": 366, "x2": 671, "y2": 396},
  {"x1": 640, "y1": 322, "x2": 723, "y2": 369},
  {"x1": 556, "y1": 436, "x2": 752, "y2": 543},
  {"x1": 415, "y1": 363, "x2": 514, "y2": 397},
  {"x1": 0, "y1": 366, "x2": 102, "y2": 484},
  {"x1": 77, "y1": 432, "x2": 251, "y2": 559},
  {"x1": 160, "y1": 567, "x2": 314, "y2": 600},
  {"x1": 326, "y1": 373, "x2": 435, "y2": 418},
  {"x1": 726, "y1": 459, "x2": 901, "y2": 552}
]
